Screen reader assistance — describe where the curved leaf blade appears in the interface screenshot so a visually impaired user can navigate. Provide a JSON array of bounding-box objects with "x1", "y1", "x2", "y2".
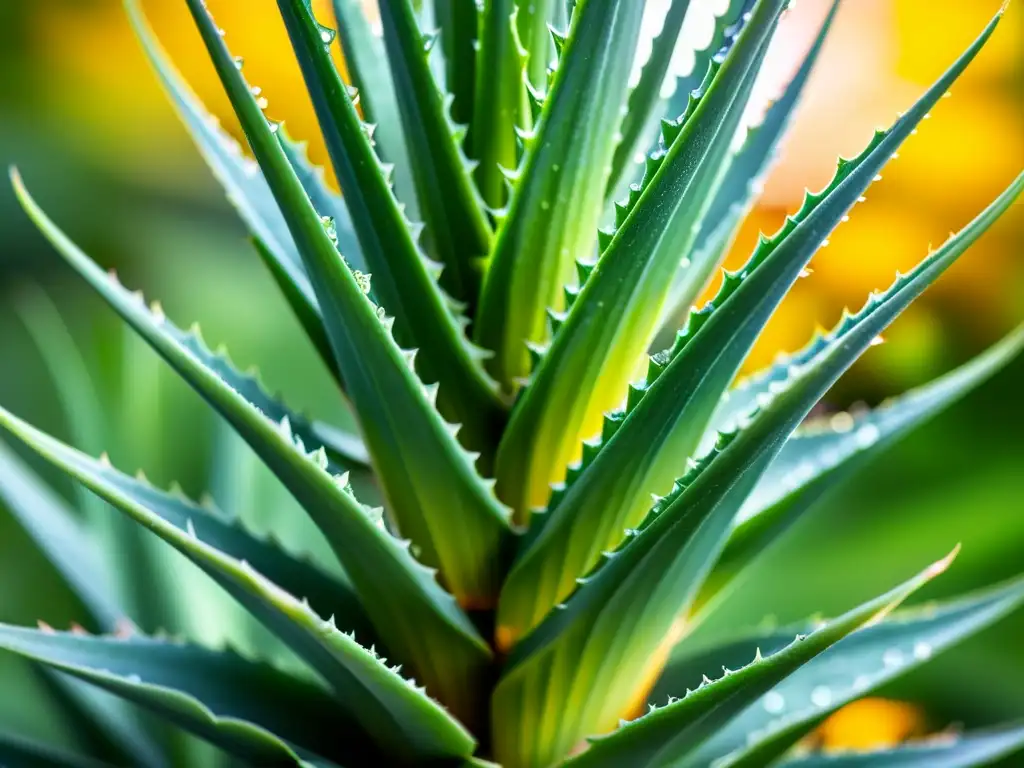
[
  {"x1": 562, "y1": 550, "x2": 956, "y2": 767},
  {"x1": 496, "y1": 16, "x2": 1002, "y2": 641},
  {"x1": 678, "y1": 577, "x2": 1024, "y2": 766},
  {"x1": 183, "y1": 0, "x2": 513, "y2": 606},
  {"x1": 0, "y1": 627, "x2": 359, "y2": 766},
  {"x1": 12, "y1": 174, "x2": 492, "y2": 726},
  {"x1": 272, "y1": 0, "x2": 505, "y2": 452},
  {"x1": 698, "y1": 324, "x2": 1024, "y2": 614},
  {"x1": 493, "y1": 0, "x2": 790, "y2": 522},
  {"x1": 778, "y1": 723, "x2": 1024, "y2": 768},
  {"x1": 492, "y1": 162, "x2": 1021, "y2": 768},
  {"x1": 0, "y1": 730, "x2": 107, "y2": 768}
]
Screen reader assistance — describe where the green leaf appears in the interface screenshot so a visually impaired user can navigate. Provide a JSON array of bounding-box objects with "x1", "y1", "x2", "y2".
[
  {"x1": 516, "y1": 0, "x2": 559, "y2": 88},
  {"x1": 470, "y1": 0, "x2": 528, "y2": 206},
  {"x1": 12, "y1": 173, "x2": 493, "y2": 726},
  {"x1": 273, "y1": 0, "x2": 506, "y2": 455},
  {"x1": 778, "y1": 723, "x2": 1024, "y2": 768},
  {"x1": 697, "y1": 324, "x2": 1024, "y2": 615},
  {"x1": 495, "y1": 16, "x2": 1001, "y2": 641},
  {"x1": 434, "y1": 0, "x2": 479, "y2": 123},
  {"x1": 124, "y1": 0, "x2": 363, "y2": 384},
  {"x1": 0, "y1": 730, "x2": 107, "y2": 768},
  {"x1": 0, "y1": 408, "x2": 478, "y2": 763},
  {"x1": 607, "y1": 0, "x2": 751, "y2": 203},
  {"x1": 183, "y1": 0, "x2": 512, "y2": 606},
  {"x1": 606, "y1": 0, "x2": 693, "y2": 197},
  {"x1": 491, "y1": 153, "x2": 1020, "y2": 768},
  {"x1": 561, "y1": 550, "x2": 956, "y2": 768},
  {"x1": 377, "y1": 0, "x2": 494, "y2": 309},
  {"x1": 0, "y1": 411, "x2": 379, "y2": 648},
  {"x1": 0, "y1": 441, "x2": 121, "y2": 630},
  {"x1": 669, "y1": 577, "x2": 1024, "y2": 766},
  {"x1": 331, "y1": 0, "x2": 420, "y2": 218},
  {"x1": 474, "y1": 0, "x2": 646, "y2": 395},
  {"x1": 492, "y1": 0, "x2": 788, "y2": 525},
  {"x1": 654, "y1": 0, "x2": 839, "y2": 343},
  {"x1": 0, "y1": 444, "x2": 163, "y2": 768},
  {"x1": 0, "y1": 626, "x2": 367, "y2": 766}
]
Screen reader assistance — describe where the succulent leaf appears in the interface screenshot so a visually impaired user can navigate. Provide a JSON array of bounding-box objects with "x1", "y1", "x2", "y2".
[
  {"x1": 654, "y1": 0, "x2": 839, "y2": 342},
  {"x1": 497, "y1": 0, "x2": 997, "y2": 642},
  {"x1": 0, "y1": 626, "x2": 373, "y2": 766},
  {"x1": 331, "y1": 0, "x2": 421, "y2": 217},
  {"x1": 184, "y1": 0, "x2": 515, "y2": 610},
  {"x1": 492, "y1": 0, "x2": 790, "y2": 522},
  {"x1": 377, "y1": 0, "x2": 494, "y2": 308},
  {"x1": 470, "y1": 0, "x2": 529, "y2": 206},
  {"x1": 697, "y1": 324, "x2": 1024, "y2": 615},
  {"x1": 777, "y1": 722, "x2": 1024, "y2": 767},
  {"x1": 0, "y1": 731, "x2": 108, "y2": 768},
  {"x1": 12, "y1": 173, "x2": 494, "y2": 726},
  {"x1": 270, "y1": 0, "x2": 506, "y2": 452},
  {"x1": 491, "y1": 166, "x2": 1022, "y2": 768},
  {"x1": 434, "y1": 0, "x2": 479, "y2": 124},
  {"x1": 0, "y1": 440, "x2": 121, "y2": 630},
  {"x1": 473, "y1": 0, "x2": 646, "y2": 393},
  {"x1": 658, "y1": 577, "x2": 1024, "y2": 766},
  {"x1": 562, "y1": 549, "x2": 956, "y2": 767}
]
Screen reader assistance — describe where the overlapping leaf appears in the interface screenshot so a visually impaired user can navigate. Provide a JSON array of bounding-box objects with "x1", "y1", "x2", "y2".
[
  {"x1": 656, "y1": 577, "x2": 1024, "y2": 766},
  {"x1": 155, "y1": 0, "x2": 515, "y2": 617},
  {"x1": 13, "y1": 172, "x2": 493, "y2": 726},
  {"x1": 497, "y1": 0, "x2": 991, "y2": 643},
  {"x1": 274, "y1": 0, "x2": 506, "y2": 454},
  {"x1": 696, "y1": 323, "x2": 1024, "y2": 614},
  {"x1": 490, "y1": 162, "x2": 1022, "y2": 768},
  {"x1": 377, "y1": 0, "x2": 494, "y2": 308},
  {"x1": 473, "y1": 0, "x2": 646, "y2": 393},
  {"x1": 562, "y1": 550, "x2": 956, "y2": 767},
  {"x1": 0, "y1": 627, "x2": 363, "y2": 766},
  {"x1": 492, "y1": 0, "x2": 796, "y2": 523}
]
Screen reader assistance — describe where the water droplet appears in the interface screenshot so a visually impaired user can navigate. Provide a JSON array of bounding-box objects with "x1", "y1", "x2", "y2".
[
  {"x1": 233, "y1": 56, "x2": 244, "y2": 70},
  {"x1": 763, "y1": 691, "x2": 785, "y2": 714},
  {"x1": 882, "y1": 648, "x2": 904, "y2": 668},
  {"x1": 810, "y1": 686, "x2": 832, "y2": 707},
  {"x1": 256, "y1": 96, "x2": 269, "y2": 110},
  {"x1": 870, "y1": 335, "x2": 885, "y2": 347},
  {"x1": 855, "y1": 423, "x2": 880, "y2": 448},
  {"x1": 798, "y1": 267, "x2": 813, "y2": 278},
  {"x1": 913, "y1": 641, "x2": 932, "y2": 660},
  {"x1": 268, "y1": 121, "x2": 282, "y2": 134},
  {"x1": 319, "y1": 26, "x2": 336, "y2": 45}
]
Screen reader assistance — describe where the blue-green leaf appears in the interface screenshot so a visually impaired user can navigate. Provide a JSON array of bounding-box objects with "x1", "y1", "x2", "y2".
[
  {"x1": 496, "y1": 15, "x2": 1002, "y2": 641},
  {"x1": 672, "y1": 577, "x2": 1024, "y2": 766},
  {"x1": 12, "y1": 172, "x2": 493, "y2": 727},
  {"x1": 697, "y1": 324, "x2": 1024, "y2": 614},
  {"x1": 0, "y1": 730, "x2": 107, "y2": 768},
  {"x1": 0, "y1": 627, "x2": 365, "y2": 766},
  {"x1": 0, "y1": 441, "x2": 120, "y2": 630},
  {"x1": 562, "y1": 550, "x2": 956, "y2": 767},
  {"x1": 779, "y1": 723, "x2": 1024, "y2": 768}
]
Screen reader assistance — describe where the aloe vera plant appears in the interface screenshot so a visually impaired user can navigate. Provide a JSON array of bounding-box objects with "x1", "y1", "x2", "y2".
[{"x1": 2, "y1": 0, "x2": 1023, "y2": 765}]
